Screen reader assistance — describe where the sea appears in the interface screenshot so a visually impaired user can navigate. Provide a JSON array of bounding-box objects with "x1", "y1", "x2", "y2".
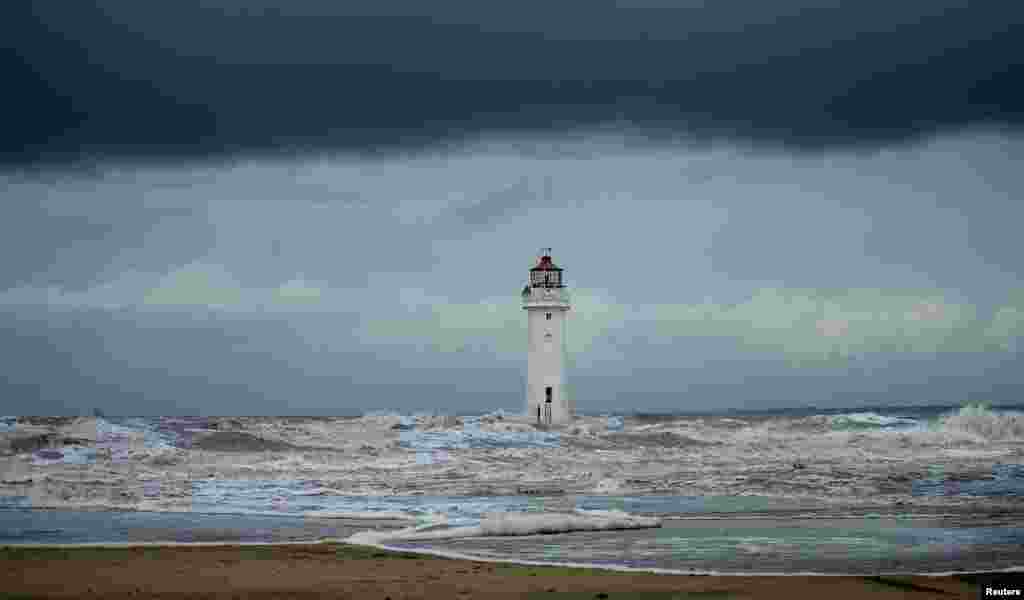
[{"x1": 2, "y1": 402, "x2": 1022, "y2": 575}]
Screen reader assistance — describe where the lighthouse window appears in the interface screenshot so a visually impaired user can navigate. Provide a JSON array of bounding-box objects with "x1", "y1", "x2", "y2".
[{"x1": 546, "y1": 313, "x2": 552, "y2": 320}]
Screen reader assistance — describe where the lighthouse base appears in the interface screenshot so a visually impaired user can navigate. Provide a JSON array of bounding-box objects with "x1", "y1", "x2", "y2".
[{"x1": 525, "y1": 383, "x2": 573, "y2": 426}]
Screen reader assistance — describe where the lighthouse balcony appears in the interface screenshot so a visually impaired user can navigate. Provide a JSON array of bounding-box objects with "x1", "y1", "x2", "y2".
[
  {"x1": 522, "y1": 293, "x2": 571, "y2": 309},
  {"x1": 523, "y1": 300, "x2": 570, "y2": 310}
]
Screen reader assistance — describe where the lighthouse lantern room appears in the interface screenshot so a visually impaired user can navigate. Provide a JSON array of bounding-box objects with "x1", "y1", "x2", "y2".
[{"x1": 522, "y1": 248, "x2": 573, "y2": 425}]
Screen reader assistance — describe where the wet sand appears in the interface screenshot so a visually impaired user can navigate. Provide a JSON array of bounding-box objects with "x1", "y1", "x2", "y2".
[{"x1": 3, "y1": 542, "x2": 1021, "y2": 599}]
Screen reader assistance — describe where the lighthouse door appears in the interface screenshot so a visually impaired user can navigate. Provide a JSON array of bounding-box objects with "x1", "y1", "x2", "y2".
[{"x1": 545, "y1": 386, "x2": 552, "y2": 403}]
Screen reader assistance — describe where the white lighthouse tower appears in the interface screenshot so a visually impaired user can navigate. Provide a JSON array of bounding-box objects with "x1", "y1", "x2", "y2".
[{"x1": 522, "y1": 248, "x2": 573, "y2": 426}]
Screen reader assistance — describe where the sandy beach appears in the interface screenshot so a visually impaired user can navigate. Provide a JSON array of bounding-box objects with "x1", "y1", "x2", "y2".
[{"x1": 4, "y1": 542, "x2": 1022, "y2": 599}]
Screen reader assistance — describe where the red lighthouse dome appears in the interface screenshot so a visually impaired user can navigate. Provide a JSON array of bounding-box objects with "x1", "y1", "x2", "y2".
[{"x1": 529, "y1": 249, "x2": 564, "y2": 288}]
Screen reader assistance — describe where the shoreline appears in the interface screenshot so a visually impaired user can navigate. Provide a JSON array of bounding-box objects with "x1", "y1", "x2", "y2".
[
  {"x1": 344, "y1": 540, "x2": 1024, "y2": 578},
  {"x1": 3, "y1": 542, "x2": 1023, "y2": 599},
  {"x1": 2, "y1": 537, "x2": 1023, "y2": 578}
]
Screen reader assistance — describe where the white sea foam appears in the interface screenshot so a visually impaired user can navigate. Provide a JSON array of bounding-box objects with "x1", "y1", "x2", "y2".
[
  {"x1": 481, "y1": 509, "x2": 661, "y2": 535},
  {"x1": 351, "y1": 525, "x2": 484, "y2": 544},
  {"x1": 345, "y1": 509, "x2": 661, "y2": 544},
  {"x1": 398, "y1": 415, "x2": 561, "y2": 450},
  {"x1": 9, "y1": 407, "x2": 1021, "y2": 518}
]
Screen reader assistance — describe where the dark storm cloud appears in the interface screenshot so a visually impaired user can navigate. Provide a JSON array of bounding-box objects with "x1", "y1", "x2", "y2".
[{"x1": 5, "y1": 0, "x2": 1022, "y2": 167}]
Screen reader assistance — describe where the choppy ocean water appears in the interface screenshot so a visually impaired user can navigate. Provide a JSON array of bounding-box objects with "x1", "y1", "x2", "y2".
[
  {"x1": 2, "y1": 403, "x2": 1022, "y2": 574},
  {"x1": 15, "y1": 402, "x2": 1024, "y2": 460}
]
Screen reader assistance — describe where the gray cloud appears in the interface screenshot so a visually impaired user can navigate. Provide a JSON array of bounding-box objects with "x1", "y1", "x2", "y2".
[
  {"x1": 1, "y1": 192, "x2": 212, "y2": 291},
  {"x1": 451, "y1": 175, "x2": 559, "y2": 228},
  {"x1": 5, "y1": 1, "x2": 1022, "y2": 167}
]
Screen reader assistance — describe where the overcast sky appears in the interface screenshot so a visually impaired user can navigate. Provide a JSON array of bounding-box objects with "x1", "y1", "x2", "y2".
[{"x1": 3, "y1": 1, "x2": 1022, "y2": 415}]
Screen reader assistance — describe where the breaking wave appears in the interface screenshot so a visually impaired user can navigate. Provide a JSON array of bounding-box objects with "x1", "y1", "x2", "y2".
[
  {"x1": 936, "y1": 403, "x2": 1024, "y2": 441},
  {"x1": 398, "y1": 424, "x2": 561, "y2": 450},
  {"x1": 827, "y1": 403, "x2": 1023, "y2": 441},
  {"x1": 828, "y1": 413, "x2": 922, "y2": 431},
  {"x1": 345, "y1": 509, "x2": 662, "y2": 544},
  {"x1": 373, "y1": 410, "x2": 563, "y2": 450}
]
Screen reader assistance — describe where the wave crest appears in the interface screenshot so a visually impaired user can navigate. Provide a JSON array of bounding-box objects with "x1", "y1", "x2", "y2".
[
  {"x1": 345, "y1": 510, "x2": 661, "y2": 544},
  {"x1": 938, "y1": 403, "x2": 1023, "y2": 441}
]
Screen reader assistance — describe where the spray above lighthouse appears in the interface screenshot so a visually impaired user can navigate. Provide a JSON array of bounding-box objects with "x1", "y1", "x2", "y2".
[{"x1": 522, "y1": 248, "x2": 573, "y2": 426}]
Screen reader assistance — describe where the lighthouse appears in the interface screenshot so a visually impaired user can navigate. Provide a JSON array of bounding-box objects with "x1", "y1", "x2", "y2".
[{"x1": 522, "y1": 248, "x2": 573, "y2": 426}]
